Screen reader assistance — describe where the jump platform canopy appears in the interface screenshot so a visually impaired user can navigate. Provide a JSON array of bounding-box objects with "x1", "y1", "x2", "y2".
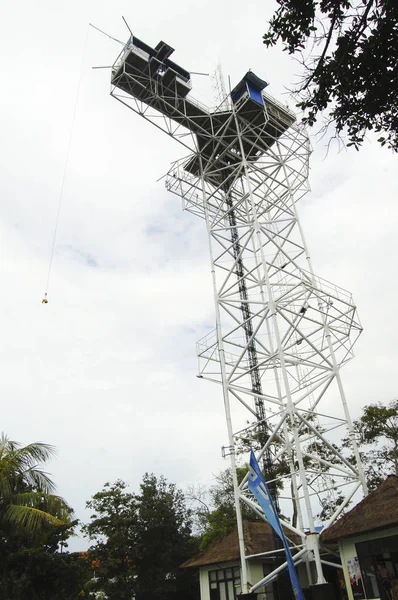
[{"x1": 111, "y1": 35, "x2": 296, "y2": 186}]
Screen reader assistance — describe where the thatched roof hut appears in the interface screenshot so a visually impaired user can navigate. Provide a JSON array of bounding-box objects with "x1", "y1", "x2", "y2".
[
  {"x1": 182, "y1": 520, "x2": 300, "y2": 568},
  {"x1": 322, "y1": 475, "x2": 398, "y2": 543}
]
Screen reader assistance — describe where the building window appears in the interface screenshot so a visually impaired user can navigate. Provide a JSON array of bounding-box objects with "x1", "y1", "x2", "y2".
[
  {"x1": 209, "y1": 567, "x2": 241, "y2": 600},
  {"x1": 356, "y1": 535, "x2": 398, "y2": 600}
]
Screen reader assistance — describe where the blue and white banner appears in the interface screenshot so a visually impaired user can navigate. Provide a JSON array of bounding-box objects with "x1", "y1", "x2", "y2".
[{"x1": 248, "y1": 450, "x2": 305, "y2": 600}]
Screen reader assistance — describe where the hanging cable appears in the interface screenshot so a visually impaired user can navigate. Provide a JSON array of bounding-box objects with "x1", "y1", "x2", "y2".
[{"x1": 42, "y1": 25, "x2": 90, "y2": 304}]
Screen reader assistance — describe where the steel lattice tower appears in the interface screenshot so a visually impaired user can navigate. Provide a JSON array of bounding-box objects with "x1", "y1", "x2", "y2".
[{"x1": 109, "y1": 35, "x2": 368, "y2": 594}]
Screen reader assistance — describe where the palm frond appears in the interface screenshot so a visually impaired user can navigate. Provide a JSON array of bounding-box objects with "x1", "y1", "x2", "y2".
[
  {"x1": 0, "y1": 434, "x2": 70, "y2": 537},
  {"x1": 0, "y1": 438, "x2": 57, "y2": 498},
  {"x1": 9, "y1": 491, "x2": 72, "y2": 519},
  {"x1": 0, "y1": 434, "x2": 18, "y2": 461},
  {"x1": 23, "y1": 467, "x2": 56, "y2": 494},
  {"x1": 0, "y1": 471, "x2": 13, "y2": 499},
  {"x1": 14, "y1": 442, "x2": 56, "y2": 467},
  {"x1": 3, "y1": 503, "x2": 65, "y2": 531}
]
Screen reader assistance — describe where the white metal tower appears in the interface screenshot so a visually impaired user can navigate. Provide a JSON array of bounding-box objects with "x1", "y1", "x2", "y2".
[{"x1": 109, "y1": 34, "x2": 367, "y2": 595}]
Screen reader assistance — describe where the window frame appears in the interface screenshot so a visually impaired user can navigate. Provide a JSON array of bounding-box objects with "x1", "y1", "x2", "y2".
[{"x1": 208, "y1": 566, "x2": 241, "y2": 600}]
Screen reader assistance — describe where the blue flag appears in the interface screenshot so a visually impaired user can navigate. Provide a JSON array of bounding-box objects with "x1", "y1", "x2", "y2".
[{"x1": 248, "y1": 450, "x2": 305, "y2": 600}]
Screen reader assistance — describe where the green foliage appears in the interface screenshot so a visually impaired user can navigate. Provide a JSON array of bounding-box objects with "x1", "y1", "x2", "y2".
[
  {"x1": 0, "y1": 433, "x2": 72, "y2": 537},
  {"x1": 351, "y1": 399, "x2": 398, "y2": 489},
  {"x1": 192, "y1": 466, "x2": 257, "y2": 550},
  {"x1": 0, "y1": 434, "x2": 85, "y2": 599},
  {"x1": 0, "y1": 542, "x2": 89, "y2": 600},
  {"x1": 358, "y1": 399, "x2": 398, "y2": 445},
  {"x1": 263, "y1": 0, "x2": 398, "y2": 151},
  {"x1": 84, "y1": 480, "x2": 137, "y2": 600},
  {"x1": 84, "y1": 475, "x2": 199, "y2": 600},
  {"x1": 134, "y1": 473, "x2": 198, "y2": 600}
]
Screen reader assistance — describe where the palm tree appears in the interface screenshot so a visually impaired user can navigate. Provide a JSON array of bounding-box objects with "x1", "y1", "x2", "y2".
[{"x1": 0, "y1": 433, "x2": 72, "y2": 536}]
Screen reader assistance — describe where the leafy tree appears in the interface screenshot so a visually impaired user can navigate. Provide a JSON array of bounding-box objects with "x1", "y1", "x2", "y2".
[
  {"x1": 134, "y1": 473, "x2": 199, "y2": 600},
  {"x1": 350, "y1": 399, "x2": 398, "y2": 489},
  {"x1": 0, "y1": 435, "x2": 87, "y2": 599},
  {"x1": 84, "y1": 480, "x2": 137, "y2": 600},
  {"x1": 0, "y1": 433, "x2": 71, "y2": 536},
  {"x1": 263, "y1": 0, "x2": 398, "y2": 151},
  {"x1": 0, "y1": 539, "x2": 90, "y2": 600},
  {"x1": 188, "y1": 466, "x2": 259, "y2": 550},
  {"x1": 84, "y1": 475, "x2": 199, "y2": 600}
]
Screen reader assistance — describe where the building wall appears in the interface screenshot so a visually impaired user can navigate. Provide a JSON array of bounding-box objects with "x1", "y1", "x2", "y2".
[
  {"x1": 247, "y1": 561, "x2": 266, "y2": 592},
  {"x1": 198, "y1": 565, "x2": 209, "y2": 600},
  {"x1": 338, "y1": 526, "x2": 398, "y2": 600}
]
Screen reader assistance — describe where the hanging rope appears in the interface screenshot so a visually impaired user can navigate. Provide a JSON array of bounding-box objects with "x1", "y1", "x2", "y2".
[{"x1": 42, "y1": 26, "x2": 90, "y2": 304}]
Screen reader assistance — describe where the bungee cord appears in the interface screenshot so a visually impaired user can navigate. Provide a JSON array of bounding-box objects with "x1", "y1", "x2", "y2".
[{"x1": 42, "y1": 25, "x2": 90, "y2": 304}]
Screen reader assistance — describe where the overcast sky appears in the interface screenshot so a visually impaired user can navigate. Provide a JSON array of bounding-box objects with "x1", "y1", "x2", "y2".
[{"x1": 1, "y1": 0, "x2": 397, "y2": 550}]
